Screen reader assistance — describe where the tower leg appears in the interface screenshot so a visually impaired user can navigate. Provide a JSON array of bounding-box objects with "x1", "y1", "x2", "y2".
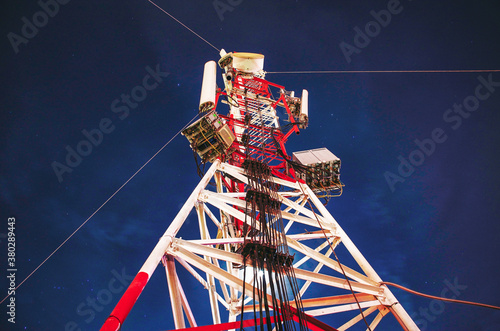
[
  {"x1": 165, "y1": 255, "x2": 186, "y2": 328},
  {"x1": 101, "y1": 161, "x2": 220, "y2": 330},
  {"x1": 196, "y1": 202, "x2": 222, "y2": 325}
]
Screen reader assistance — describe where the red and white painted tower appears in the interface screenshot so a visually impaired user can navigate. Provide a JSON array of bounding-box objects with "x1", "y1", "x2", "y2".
[{"x1": 101, "y1": 51, "x2": 419, "y2": 331}]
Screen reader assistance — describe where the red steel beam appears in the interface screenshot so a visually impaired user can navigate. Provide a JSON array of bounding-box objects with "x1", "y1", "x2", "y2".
[
  {"x1": 171, "y1": 308, "x2": 338, "y2": 331},
  {"x1": 172, "y1": 316, "x2": 278, "y2": 331},
  {"x1": 101, "y1": 271, "x2": 149, "y2": 331}
]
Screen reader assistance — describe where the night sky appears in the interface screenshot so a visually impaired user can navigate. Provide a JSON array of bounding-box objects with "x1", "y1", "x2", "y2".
[{"x1": 2, "y1": 0, "x2": 500, "y2": 330}]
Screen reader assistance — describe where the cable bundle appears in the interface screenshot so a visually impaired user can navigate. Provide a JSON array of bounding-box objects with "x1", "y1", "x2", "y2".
[{"x1": 239, "y1": 159, "x2": 307, "y2": 331}]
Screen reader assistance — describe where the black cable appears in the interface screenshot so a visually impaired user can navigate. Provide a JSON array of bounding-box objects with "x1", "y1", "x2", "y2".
[{"x1": 299, "y1": 184, "x2": 372, "y2": 331}]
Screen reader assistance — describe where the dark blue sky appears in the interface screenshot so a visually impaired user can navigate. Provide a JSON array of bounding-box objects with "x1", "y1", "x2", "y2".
[{"x1": 1, "y1": 0, "x2": 500, "y2": 330}]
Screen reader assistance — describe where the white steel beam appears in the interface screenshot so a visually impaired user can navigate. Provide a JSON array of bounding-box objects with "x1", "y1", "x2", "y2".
[
  {"x1": 337, "y1": 305, "x2": 380, "y2": 331},
  {"x1": 173, "y1": 239, "x2": 243, "y2": 266},
  {"x1": 188, "y1": 232, "x2": 335, "y2": 246},
  {"x1": 203, "y1": 203, "x2": 222, "y2": 229},
  {"x1": 299, "y1": 243, "x2": 334, "y2": 296},
  {"x1": 172, "y1": 246, "x2": 275, "y2": 305},
  {"x1": 175, "y1": 273, "x2": 197, "y2": 328},
  {"x1": 292, "y1": 268, "x2": 383, "y2": 296},
  {"x1": 195, "y1": 203, "x2": 221, "y2": 325},
  {"x1": 215, "y1": 170, "x2": 238, "y2": 303},
  {"x1": 175, "y1": 257, "x2": 229, "y2": 310},
  {"x1": 164, "y1": 255, "x2": 185, "y2": 329},
  {"x1": 203, "y1": 188, "x2": 331, "y2": 232},
  {"x1": 281, "y1": 210, "x2": 332, "y2": 230},
  {"x1": 299, "y1": 183, "x2": 419, "y2": 330},
  {"x1": 210, "y1": 256, "x2": 231, "y2": 303},
  {"x1": 368, "y1": 309, "x2": 387, "y2": 330},
  {"x1": 306, "y1": 300, "x2": 380, "y2": 316},
  {"x1": 297, "y1": 293, "x2": 376, "y2": 309},
  {"x1": 287, "y1": 238, "x2": 378, "y2": 286},
  {"x1": 294, "y1": 240, "x2": 331, "y2": 269},
  {"x1": 280, "y1": 195, "x2": 331, "y2": 228},
  {"x1": 219, "y1": 162, "x2": 300, "y2": 189},
  {"x1": 139, "y1": 160, "x2": 220, "y2": 277}
]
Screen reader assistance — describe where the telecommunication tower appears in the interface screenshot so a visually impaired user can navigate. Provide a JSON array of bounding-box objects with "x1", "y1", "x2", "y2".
[{"x1": 101, "y1": 51, "x2": 419, "y2": 330}]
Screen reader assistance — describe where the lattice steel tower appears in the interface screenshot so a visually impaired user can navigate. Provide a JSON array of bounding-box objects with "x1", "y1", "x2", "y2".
[{"x1": 101, "y1": 51, "x2": 419, "y2": 331}]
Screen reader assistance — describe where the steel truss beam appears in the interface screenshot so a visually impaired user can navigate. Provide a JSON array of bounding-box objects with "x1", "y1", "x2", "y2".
[{"x1": 101, "y1": 161, "x2": 418, "y2": 330}]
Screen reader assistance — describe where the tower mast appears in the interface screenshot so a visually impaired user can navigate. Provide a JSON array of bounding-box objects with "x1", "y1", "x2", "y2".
[{"x1": 101, "y1": 51, "x2": 418, "y2": 330}]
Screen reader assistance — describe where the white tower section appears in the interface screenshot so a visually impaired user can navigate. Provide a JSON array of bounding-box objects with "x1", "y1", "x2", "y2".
[{"x1": 102, "y1": 161, "x2": 419, "y2": 330}]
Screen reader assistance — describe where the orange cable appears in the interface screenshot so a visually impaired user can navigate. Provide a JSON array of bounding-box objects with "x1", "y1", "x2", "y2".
[{"x1": 381, "y1": 281, "x2": 500, "y2": 310}]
